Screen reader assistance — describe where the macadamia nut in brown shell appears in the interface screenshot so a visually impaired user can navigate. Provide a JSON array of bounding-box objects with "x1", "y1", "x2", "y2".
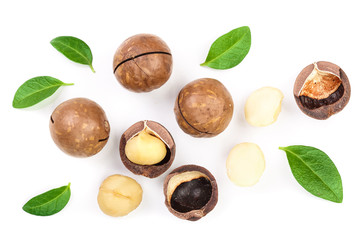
[
  {"x1": 174, "y1": 78, "x2": 234, "y2": 137},
  {"x1": 294, "y1": 61, "x2": 351, "y2": 120},
  {"x1": 120, "y1": 120, "x2": 176, "y2": 178},
  {"x1": 113, "y1": 34, "x2": 173, "y2": 92},
  {"x1": 49, "y1": 98, "x2": 110, "y2": 157},
  {"x1": 163, "y1": 164, "x2": 218, "y2": 221}
]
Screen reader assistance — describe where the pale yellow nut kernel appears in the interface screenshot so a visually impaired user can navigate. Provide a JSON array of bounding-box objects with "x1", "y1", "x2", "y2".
[
  {"x1": 97, "y1": 174, "x2": 143, "y2": 217},
  {"x1": 245, "y1": 87, "x2": 284, "y2": 127},
  {"x1": 226, "y1": 142, "x2": 265, "y2": 187},
  {"x1": 125, "y1": 128, "x2": 167, "y2": 165}
]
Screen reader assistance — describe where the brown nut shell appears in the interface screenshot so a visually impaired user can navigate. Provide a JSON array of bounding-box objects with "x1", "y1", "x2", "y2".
[
  {"x1": 49, "y1": 98, "x2": 110, "y2": 157},
  {"x1": 294, "y1": 61, "x2": 351, "y2": 120},
  {"x1": 113, "y1": 34, "x2": 173, "y2": 92},
  {"x1": 163, "y1": 164, "x2": 218, "y2": 221},
  {"x1": 119, "y1": 120, "x2": 176, "y2": 178},
  {"x1": 174, "y1": 78, "x2": 234, "y2": 137}
]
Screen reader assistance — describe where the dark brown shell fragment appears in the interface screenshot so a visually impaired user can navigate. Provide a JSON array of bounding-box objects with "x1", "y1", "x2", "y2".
[
  {"x1": 113, "y1": 34, "x2": 172, "y2": 92},
  {"x1": 49, "y1": 98, "x2": 110, "y2": 157},
  {"x1": 119, "y1": 120, "x2": 176, "y2": 178},
  {"x1": 163, "y1": 164, "x2": 218, "y2": 221},
  {"x1": 174, "y1": 78, "x2": 234, "y2": 137},
  {"x1": 294, "y1": 61, "x2": 351, "y2": 119}
]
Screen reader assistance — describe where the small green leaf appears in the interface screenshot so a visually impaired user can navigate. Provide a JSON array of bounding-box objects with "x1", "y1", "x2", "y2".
[
  {"x1": 201, "y1": 26, "x2": 251, "y2": 69},
  {"x1": 279, "y1": 145, "x2": 343, "y2": 203},
  {"x1": 23, "y1": 183, "x2": 71, "y2": 216},
  {"x1": 51, "y1": 36, "x2": 95, "y2": 73},
  {"x1": 12, "y1": 76, "x2": 73, "y2": 109}
]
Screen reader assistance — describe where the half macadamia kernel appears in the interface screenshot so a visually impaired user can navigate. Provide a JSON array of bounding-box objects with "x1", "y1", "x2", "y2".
[
  {"x1": 163, "y1": 165, "x2": 218, "y2": 221},
  {"x1": 294, "y1": 61, "x2": 351, "y2": 119},
  {"x1": 120, "y1": 120, "x2": 175, "y2": 178},
  {"x1": 245, "y1": 87, "x2": 284, "y2": 127},
  {"x1": 226, "y1": 142, "x2": 265, "y2": 187}
]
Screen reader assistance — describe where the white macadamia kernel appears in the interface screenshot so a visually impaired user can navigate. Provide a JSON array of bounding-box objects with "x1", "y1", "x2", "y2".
[
  {"x1": 97, "y1": 174, "x2": 143, "y2": 217},
  {"x1": 245, "y1": 87, "x2": 284, "y2": 127},
  {"x1": 226, "y1": 142, "x2": 265, "y2": 187},
  {"x1": 125, "y1": 127, "x2": 167, "y2": 165}
]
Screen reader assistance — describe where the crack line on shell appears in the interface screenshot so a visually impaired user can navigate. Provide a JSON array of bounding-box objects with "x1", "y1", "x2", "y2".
[
  {"x1": 133, "y1": 58, "x2": 150, "y2": 81},
  {"x1": 113, "y1": 51, "x2": 171, "y2": 73},
  {"x1": 177, "y1": 90, "x2": 212, "y2": 135},
  {"x1": 98, "y1": 136, "x2": 109, "y2": 142}
]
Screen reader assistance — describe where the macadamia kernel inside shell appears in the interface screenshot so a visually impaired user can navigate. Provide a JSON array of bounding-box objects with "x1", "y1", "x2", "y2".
[
  {"x1": 226, "y1": 143, "x2": 265, "y2": 187},
  {"x1": 125, "y1": 127, "x2": 167, "y2": 165}
]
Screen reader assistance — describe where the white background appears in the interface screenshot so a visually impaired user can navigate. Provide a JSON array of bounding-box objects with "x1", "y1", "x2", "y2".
[{"x1": 1, "y1": 0, "x2": 359, "y2": 239}]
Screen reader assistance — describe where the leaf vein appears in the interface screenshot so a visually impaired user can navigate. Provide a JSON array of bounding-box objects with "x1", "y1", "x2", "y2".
[{"x1": 285, "y1": 148, "x2": 339, "y2": 200}]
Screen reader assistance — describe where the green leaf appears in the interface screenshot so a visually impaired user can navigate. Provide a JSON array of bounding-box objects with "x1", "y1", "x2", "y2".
[
  {"x1": 12, "y1": 76, "x2": 73, "y2": 109},
  {"x1": 22, "y1": 183, "x2": 71, "y2": 216},
  {"x1": 279, "y1": 145, "x2": 343, "y2": 203},
  {"x1": 201, "y1": 26, "x2": 251, "y2": 69},
  {"x1": 50, "y1": 36, "x2": 95, "y2": 73}
]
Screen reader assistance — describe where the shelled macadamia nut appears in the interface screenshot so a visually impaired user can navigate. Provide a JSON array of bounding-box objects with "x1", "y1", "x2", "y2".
[
  {"x1": 49, "y1": 98, "x2": 110, "y2": 157},
  {"x1": 120, "y1": 120, "x2": 176, "y2": 178},
  {"x1": 97, "y1": 174, "x2": 142, "y2": 217},
  {"x1": 174, "y1": 78, "x2": 234, "y2": 137},
  {"x1": 245, "y1": 87, "x2": 283, "y2": 127},
  {"x1": 226, "y1": 142, "x2": 265, "y2": 187},
  {"x1": 113, "y1": 34, "x2": 173, "y2": 92},
  {"x1": 294, "y1": 61, "x2": 351, "y2": 119},
  {"x1": 163, "y1": 165, "x2": 218, "y2": 221}
]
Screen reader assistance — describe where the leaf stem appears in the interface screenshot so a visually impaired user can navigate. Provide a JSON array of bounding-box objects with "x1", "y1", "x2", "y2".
[
  {"x1": 64, "y1": 83, "x2": 74, "y2": 86},
  {"x1": 89, "y1": 64, "x2": 96, "y2": 73}
]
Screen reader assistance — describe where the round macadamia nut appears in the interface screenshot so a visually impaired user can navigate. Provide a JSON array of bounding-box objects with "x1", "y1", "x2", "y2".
[
  {"x1": 226, "y1": 143, "x2": 265, "y2": 187},
  {"x1": 49, "y1": 98, "x2": 110, "y2": 157},
  {"x1": 97, "y1": 174, "x2": 143, "y2": 217},
  {"x1": 163, "y1": 165, "x2": 218, "y2": 221},
  {"x1": 120, "y1": 120, "x2": 176, "y2": 178},
  {"x1": 245, "y1": 87, "x2": 283, "y2": 127},
  {"x1": 113, "y1": 34, "x2": 173, "y2": 92},
  {"x1": 174, "y1": 78, "x2": 234, "y2": 137},
  {"x1": 294, "y1": 61, "x2": 351, "y2": 119}
]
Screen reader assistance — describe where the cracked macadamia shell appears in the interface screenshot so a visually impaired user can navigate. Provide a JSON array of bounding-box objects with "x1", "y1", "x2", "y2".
[
  {"x1": 113, "y1": 34, "x2": 173, "y2": 92},
  {"x1": 120, "y1": 120, "x2": 176, "y2": 178},
  {"x1": 174, "y1": 78, "x2": 234, "y2": 137},
  {"x1": 49, "y1": 98, "x2": 110, "y2": 157},
  {"x1": 294, "y1": 61, "x2": 351, "y2": 119},
  {"x1": 163, "y1": 165, "x2": 218, "y2": 221}
]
